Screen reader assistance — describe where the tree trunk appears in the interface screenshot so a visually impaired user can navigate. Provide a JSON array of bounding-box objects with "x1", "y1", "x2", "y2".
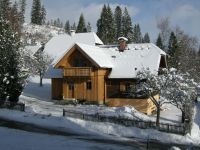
[
  {"x1": 156, "y1": 106, "x2": 160, "y2": 127},
  {"x1": 39, "y1": 71, "x2": 43, "y2": 87},
  {"x1": 182, "y1": 111, "x2": 185, "y2": 123}
]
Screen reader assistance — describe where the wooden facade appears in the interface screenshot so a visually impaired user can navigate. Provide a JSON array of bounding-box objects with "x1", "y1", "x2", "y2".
[{"x1": 52, "y1": 44, "x2": 166, "y2": 114}]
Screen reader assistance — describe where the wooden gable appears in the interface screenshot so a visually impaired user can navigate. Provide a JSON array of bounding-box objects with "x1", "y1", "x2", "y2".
[{"x1": 54, "y1": 44, "x2": 100, "y2": 69}]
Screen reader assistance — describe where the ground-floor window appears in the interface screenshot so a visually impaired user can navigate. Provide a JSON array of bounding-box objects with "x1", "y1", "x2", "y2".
[{"x1": 86, "y1": 81, "x2": 92, "y2": 90}]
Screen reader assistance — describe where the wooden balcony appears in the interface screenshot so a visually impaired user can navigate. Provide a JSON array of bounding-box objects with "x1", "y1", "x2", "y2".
[{"x1": 64, "y1": 67, "x2": 91, "y2": 77}]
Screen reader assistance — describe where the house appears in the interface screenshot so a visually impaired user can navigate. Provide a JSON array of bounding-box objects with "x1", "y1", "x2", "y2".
[{"x1": 48, "y1": 36, "x2": 167, "y2": 115}]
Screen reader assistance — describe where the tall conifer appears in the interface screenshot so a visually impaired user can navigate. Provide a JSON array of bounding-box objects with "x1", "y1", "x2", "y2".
[
  {"x1": 156, "y1": 34, "x2": 164, "y2": 49},
  {"x1": 114, "y1": 6, "x2": 122, "y2": 41},
  {"x1": 31, "y1": 0, "x2": 42, "y2": 25},
  {"x1": 76, "y1": 13, "x2": 86, "y2": 33},
  {"x1": 121, "y1": 7, "x2": 133, "y2": 43}
]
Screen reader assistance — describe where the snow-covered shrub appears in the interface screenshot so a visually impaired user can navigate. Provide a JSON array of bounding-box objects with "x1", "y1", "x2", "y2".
[{"x1": 0, "y1": 19, "x2": 28, "y2": 105}]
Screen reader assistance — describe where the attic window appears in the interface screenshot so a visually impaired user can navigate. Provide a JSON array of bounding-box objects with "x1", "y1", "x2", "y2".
[
  {"x1": 135, "y1": 68, "x2": 137, "y2": 71},
  {"x1": 111, "y1": 56, "x2": 116, "y2": 59}
]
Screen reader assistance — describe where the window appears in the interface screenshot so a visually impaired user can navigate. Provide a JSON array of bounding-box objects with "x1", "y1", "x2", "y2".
[
  {"x1": 125, "y1": 83, "x2": 131, "y2": 91},
  {"x1": 69, "y1": 82, "x2": 74, "y2": 90},
  {"x1": 86, "y1": 81, "x2": 92, "y2": 90}
]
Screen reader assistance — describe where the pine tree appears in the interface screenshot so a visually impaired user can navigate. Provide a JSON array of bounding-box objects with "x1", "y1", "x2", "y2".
[
  {"x1": 97, "y1": 5, "x2": 107, "y2": 43},
  {"x1": 86, "y1": 22, "x2": 92, "y2": 32},
  {"x1": 114, "y1": 6, "x2": 122, "y2": 41},
  {"x1": 64, "y1": 20, "x2": 70, "y2": 34},
  {"x1": 19, "y1": 0, "x2": 26, "y2": 24},
  {"x1": 133, "y1": 24, "x2": 142, "y2": 43},
  {"x1": 0, "y1": 18, "x2": 24, "y2": 105},
  {"x1": 121, "y1": 7, "x2": 133, "y2": 43},
  {"x1": 31, "y1": 0, "x2": 42, "y2": 25},
  {"x1": 97, "y1": 5, "x2": 115, "y2": 44},
  {"x1": 143, "y1": 32, "x2": 150, "y2": 43},
  {"x1": 41, "y1": 5, "x2": 46, "y2": 25},
  {"x1": 156, "y1": 34, "x2": 164, "y2": 49},
  {"x1": 76, "y1": 13, "x2": 86, "y2": 33},
  {"x1": 71, "y1": 22, "x2": 76, "y2": 31},
  {"x1": 168, "y1": 32, "x2": 179, "y2": 68}
]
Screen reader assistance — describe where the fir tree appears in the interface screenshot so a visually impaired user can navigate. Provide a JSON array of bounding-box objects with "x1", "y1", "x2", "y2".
[
  {"x1": 76, "y1": 13, "x2": 86, "y2": 33},
  {"x1": 156, "y1": 34, "x2": 164, "y2": 49},
  {"x1": 133, "y1": 24, "x2": 142, "y2": 43},
  {"x1": 86, "y1": 22, "x2": 92, "y2": 32},
  {"x1": 71, "y1": 22, "x2": 76, "y2": 31},
  {"x1": 31, "y1": 0, "x2": 42, "y2": 25},
  {"x1": 143, "y1": 32, "x2": 150, "y2": 43},
  {"x1": 97, "y1": 4, "x2": 115, "y2": 44},
  {"x1": 19, "y1": 0, "x2": 26, "y2": 23},
  {"x1": 0, "y1": 19, "x2": 25, "y2": 105},
  {"x1": 41, "y1": 5, "x2": 46, "y2": 25},
  {"x1": 64, "y1": 20, "x2": 70, "y2": 34},
  {"x1": 168, "y1": 32, "x2": 179, "y2": 68},
  {"x1": 97, "y1": 5, "x2": 107, "y2": 43},
  {"x1": 121, "y1": 7, "x2": 133, "y2": 43},
  {"x1": 114, "y1": 6, "x2": 122, "y2": 41}
]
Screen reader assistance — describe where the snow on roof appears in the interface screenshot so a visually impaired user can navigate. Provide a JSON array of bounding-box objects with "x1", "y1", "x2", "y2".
[
  {"x1": 51, "y1": 42, "x2": 166, "y2": 79},
  {"x1": 43, "y1": 32, "x2": 103, "y2": 58},
  {"x1": 73, "y1": 32, "x2": 104, "y2": 45},
  {"x1": 118, "y1": 37, "x2": 128, "y2": 41},
  {"x1": 43, "y1": 34, "x2": 73, "y2": 58},
  {"x1": 105, "y1": 43, "x2": 165, "y2": 78}
]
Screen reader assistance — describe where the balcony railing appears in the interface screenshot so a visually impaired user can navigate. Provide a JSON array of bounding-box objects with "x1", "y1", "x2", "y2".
[{"x1": 64, "y1": 67, "x2": 91, "y2": 77}]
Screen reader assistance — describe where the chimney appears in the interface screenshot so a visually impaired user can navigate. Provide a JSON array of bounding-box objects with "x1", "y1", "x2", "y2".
[
  {"x1": 70, "y1": 30, "x2": 76, "y2": 36},
  {"x1": 118, "y1": 37, "x2": 128, "y2": 52}
]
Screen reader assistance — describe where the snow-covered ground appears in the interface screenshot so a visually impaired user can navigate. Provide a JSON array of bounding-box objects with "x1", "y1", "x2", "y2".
[
  {"x1": 0, "y1": 127, "x2": 136, "y2": 150},
  {"x1": 0, "y1": 76, "x2": 200, "y2": 147}
]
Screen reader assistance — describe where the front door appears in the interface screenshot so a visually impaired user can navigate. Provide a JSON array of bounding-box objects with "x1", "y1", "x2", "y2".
[{"x1": 68, "y1": 81, "x2": 75, "y2": 98}]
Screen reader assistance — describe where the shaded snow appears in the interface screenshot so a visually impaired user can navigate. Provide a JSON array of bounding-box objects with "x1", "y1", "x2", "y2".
[
  {"x1": 22, "y1": 76, "x2": 51, "y2": 101},
  {"x1": 0, "y1": 127, "x2": 135, "y2": 150}
]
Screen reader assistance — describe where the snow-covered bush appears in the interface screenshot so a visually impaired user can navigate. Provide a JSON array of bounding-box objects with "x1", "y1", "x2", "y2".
[{"x1": 0, "y1": 19, "x2": 28, "y2": 105}]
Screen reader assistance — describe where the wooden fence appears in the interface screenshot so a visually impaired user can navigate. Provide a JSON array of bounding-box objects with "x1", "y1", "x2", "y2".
[{"x1": 63, "y1": 109, "x2": 185, "y2": 135}]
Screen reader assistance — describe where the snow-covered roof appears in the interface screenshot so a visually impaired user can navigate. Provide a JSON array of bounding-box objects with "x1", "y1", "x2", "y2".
[
  {"x1": 43, "y1": 32, "x2": 103, "y2": 58},
  {"x1": 51, "y1": 42, "x2": 166, "y2": 79},
  {"x1": 75, "y1": 43, "x2": 113, "y2": 68},
  {"x1": 105, "y1": 44, "x2": 166, "y2": 78}
]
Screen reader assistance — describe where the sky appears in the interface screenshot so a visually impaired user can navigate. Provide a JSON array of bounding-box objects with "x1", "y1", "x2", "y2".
[{"x1": 13, "y1": 0, "x2": 200, "y2": 42}]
